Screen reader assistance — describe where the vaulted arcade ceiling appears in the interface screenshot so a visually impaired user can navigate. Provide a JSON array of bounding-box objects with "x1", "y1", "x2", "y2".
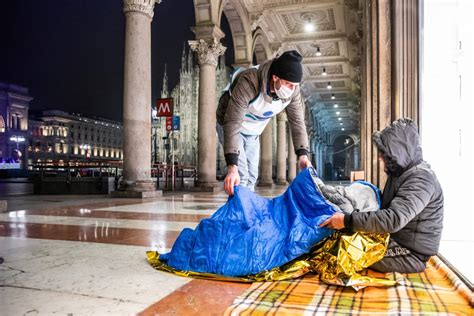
[{"x1": 222, "y1": 0, "x2": 362, "y2": 137}]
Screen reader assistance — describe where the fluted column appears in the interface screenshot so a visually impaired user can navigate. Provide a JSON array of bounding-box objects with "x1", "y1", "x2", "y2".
[
  {"x1": 354, "y1": 142, "x2": 360, "y2": 170},
  {"x1": 121, "y1": 0, "x2": 160, "y2": 193},
  {"x1": 315, "y1": 143, "x2": 321, "y2": 176},
  {"x1": 392, "y1": 0, "x2": 420, "y2": 124},
  {"x1": 287, "y1": 129, "x2": 296, "y2": 182},
  {"x1": 360, "y1": 0, "x2": 391, "y2": 187},
  {"x1": 258, "y1": 123, "x2": 273, "y2": 187},
  {"x1": 276, "y1": 113, "x2": 288, "y2": 185},
  {"x1": 189, "y1": 38, "x2": 226, "y2": 188}
]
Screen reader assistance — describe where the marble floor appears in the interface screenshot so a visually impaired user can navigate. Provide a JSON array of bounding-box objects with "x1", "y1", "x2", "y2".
[
  {"x1": 0, "y1": 186, "x2": 286, "y2": 315},
  {"x1": 1, "y1": 185, "x2": 472, "y2": 315}
]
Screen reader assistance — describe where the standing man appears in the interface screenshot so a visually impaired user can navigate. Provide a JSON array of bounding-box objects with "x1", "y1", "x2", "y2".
[
  {"x1": 321, "y1": 118, "x2": 444, "y2": 273},
  {"x1": 216, "y1": 50, "x2": 311, "y2": 195}
]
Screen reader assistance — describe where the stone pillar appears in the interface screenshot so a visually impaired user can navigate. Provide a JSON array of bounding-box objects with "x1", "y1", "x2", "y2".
[
  {"x1": 392, "y1": 0, "x2": 420, "y2": 124},
  {"x1": 287, "y1": 129, "x2": 296, "y2": 182},
  {"x1": 320, "y1": 144, "x2": 326, "y2": 178},
  {"x1": 276, "y1": 113, "x2": 288, "y2": 185},
  {"x1": 316, "y1": 143, "x2": 322, "y2": 177},
  {"x1": 119, "y1": 0, "x2": 160, "y2": 197},
  {"x1": 326, "y1": 145, "x2": 334, "y2": 180},
  {"x1": 258, "y1": 123, "x2": 274, "y2": 187},
  {"x1": 354, "y1": 142, "x2": 360, "y2": 170},
  {"x1": 360, "y1": 0, "x2": 391, "y2": 187},
  {"x1": 189, "y1": 38, "x2": 225, "y2": 189}
]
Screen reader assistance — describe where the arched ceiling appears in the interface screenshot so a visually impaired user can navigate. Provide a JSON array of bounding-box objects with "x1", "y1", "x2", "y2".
[{"x1": 195, "y1": 0, "x2": 362, "y2": 138}]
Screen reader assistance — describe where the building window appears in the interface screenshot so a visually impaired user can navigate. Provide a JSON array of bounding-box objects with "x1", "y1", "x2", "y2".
[
  {"x1": 0, "y1": 115, "x2": 5, "y2": 133},
  {"x1": 422, "y1": 0, "x2": 473, "y2": 283}
]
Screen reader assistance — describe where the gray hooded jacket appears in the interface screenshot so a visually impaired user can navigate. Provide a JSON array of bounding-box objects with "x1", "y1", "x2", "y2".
[{"x1": 345, "y1": 118, "x2": 444, "y2": 257}]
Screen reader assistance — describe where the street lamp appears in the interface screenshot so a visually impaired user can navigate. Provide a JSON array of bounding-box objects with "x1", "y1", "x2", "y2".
[
  {"x1": 10, "y1": 136, "x2": 26, "y2": 166},
  {"x1": 151, "y1": 108, "x2": 159, "y2": 164},
  {"x1": 10, "y1": 136, "x2": 26, "y2": 150},
  {"x1": 79, "y1": 144, "x2": 91, "y2": 159}
]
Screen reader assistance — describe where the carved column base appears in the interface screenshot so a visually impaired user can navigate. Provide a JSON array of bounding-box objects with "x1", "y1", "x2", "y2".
[
  {"x1": 276, "y1": 179, "x2": 288, "y2": 186},
  {"x1": 257, "y1": 180, "x2": 274, "y2": 188},
  {"x1": 112, "y1": 179, "x2": 161, "y2": 198},
  {"x1": 120, "y1": 179, "x2": 156, "y2": 192},
  {"x1": 193, "y1": 180, "x2": 222, "y2": 193}
]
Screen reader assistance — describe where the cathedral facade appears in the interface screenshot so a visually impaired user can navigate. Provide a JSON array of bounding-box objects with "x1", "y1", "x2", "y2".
[{"x1": 153, "y1": 46, "x2": 229, "y2": 175}]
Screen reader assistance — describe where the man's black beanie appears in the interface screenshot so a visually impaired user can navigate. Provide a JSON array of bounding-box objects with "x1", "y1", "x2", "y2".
[{"x1": 270, "y1": 50, "x2": 303, "y2": 83}]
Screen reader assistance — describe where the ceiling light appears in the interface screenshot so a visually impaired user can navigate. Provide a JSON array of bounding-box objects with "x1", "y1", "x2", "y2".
[
  {"x1": 334, "y1": 104, "x2": 338, "y2": 108},
  {"x1": 341, "y1": 128, "x2": 345, "y2": 131},
  {"x1": 331, "y1": 93, "x2": 335, "y2": 99},
  {"x1": 340, "y1": 123, "x2": 343, "y2": 125},
  {"x1": 327, "y1": 82, "x2": 332, "y2": 89},
  {"x1": 316, "y1": 46, "x2": 322, "y2": 56},
  {"x1": 304, "y1": 23, "x2": 315, "y2": 32},
  {"x1": 322, "y1": 67, "x2": 327, "y2": 76},
  {"x1": 338, "y1": 117, "x2": 342, "y2": 121},
  {"x1": 336, "y1": 111, "x2": 340, "y2": 115}
]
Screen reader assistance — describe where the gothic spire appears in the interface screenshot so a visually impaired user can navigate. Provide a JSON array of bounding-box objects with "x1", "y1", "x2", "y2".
[
  {"x1": 161, "y1": 63, "x2": 169, "y2": 98},
  {"x1": 187, "y1": 47, "x2": 193, "y2": 72},
  {"x1": 181, "y1": 43, "x2": 187, "y2": 73}
]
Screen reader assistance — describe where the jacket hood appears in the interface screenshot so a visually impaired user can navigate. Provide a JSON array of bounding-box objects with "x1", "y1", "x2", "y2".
[{"x1": 373, "y1": 118, "x2": 423, "y2": 169}]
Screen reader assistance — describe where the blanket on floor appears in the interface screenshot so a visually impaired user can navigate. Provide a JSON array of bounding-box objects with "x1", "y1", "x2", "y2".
[{"x1": 224, "y1": 256, "x2": 473, "y2": 315}]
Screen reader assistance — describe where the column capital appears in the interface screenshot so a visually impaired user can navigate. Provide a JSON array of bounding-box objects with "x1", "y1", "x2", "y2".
[
  {"x1": 123, "y1": 0, "x2": 161, "y2": 19},
  {"x1": 188, "y1": 38, "x2": 226, "y2": 67}
]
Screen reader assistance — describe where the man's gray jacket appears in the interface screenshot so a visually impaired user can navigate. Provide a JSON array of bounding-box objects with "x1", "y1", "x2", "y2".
[
  {"x1": 345, "y1": 118, "x2": 444, "y2": 257},
  {"x1": 216, "y1": 59, "x2": 310, "y2": 166}
]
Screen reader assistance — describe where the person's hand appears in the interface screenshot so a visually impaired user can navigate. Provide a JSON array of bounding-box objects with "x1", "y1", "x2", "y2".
[
  {"x1": 298, "y1": 155, "x2": 312, "y2": 170},
  {"x1": 319, "y1": 213, "x2": 345, "y2": 230},
  {"x1": 224, "y1": 165, "x2": 240, "y2": 195}
]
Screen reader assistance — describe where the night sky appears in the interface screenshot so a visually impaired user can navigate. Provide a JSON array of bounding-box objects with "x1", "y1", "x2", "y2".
[{"x1": 0, "y1": 0, "x2": 234, "y2": 122}]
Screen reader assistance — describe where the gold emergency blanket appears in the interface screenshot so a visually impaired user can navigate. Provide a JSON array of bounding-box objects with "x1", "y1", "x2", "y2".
[{"x1": 146, "y1": 231, "x2": 397, "y2": 290}]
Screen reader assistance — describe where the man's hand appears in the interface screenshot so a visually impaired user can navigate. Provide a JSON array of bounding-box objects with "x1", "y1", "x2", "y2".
[
  {"x1": 224, "y1": 165, "x2": 240, "y2": 195},
  {"x1": 298, "y1": 155, "x2": 312, "y2": 170},
  {"x1": 320, "y1": 213, "x2": 345, "y2": 230}
]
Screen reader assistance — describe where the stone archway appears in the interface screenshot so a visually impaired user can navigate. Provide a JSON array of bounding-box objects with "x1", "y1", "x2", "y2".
[
  {"x1": 251, "y1": 28, "x2": 272, "y2": 64},
  {"x1": 329, "y1": 132, "x2": 360, "y2": 180},
  {"x1": 219, "y1": 0, "x2": 253, "y2": 66}
]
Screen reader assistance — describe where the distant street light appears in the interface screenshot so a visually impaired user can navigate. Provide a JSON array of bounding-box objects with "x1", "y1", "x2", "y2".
[
  {"x1": 80, "y1": 144, "x2": 91, "y2": 159},
  {"x1": 10, "y1": 136, "x2": 26, "y2": 150}
]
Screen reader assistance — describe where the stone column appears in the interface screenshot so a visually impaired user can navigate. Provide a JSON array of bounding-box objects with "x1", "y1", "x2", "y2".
[
  {"x1": 120, "y1": 0, "x2": 160, "y2": 197},
  {"x1": 392, "y1": 0, "x2": 420, "y2": 124},
  {"x1": 258, "y1": 123, "x2": 273, "y2": 187},
  {"x1": 276, "y1": 113, "x2": 288, "y2": 185},
  {"x1": 287, "y1": 129, "x2": 296, "y2": 182},
  {"x1": 320, "y1": 144, "x2": 326, "y2": 178},
  {"x1": 360, "y1": 0, "x2": 391, "y2": 187},
  {"x1": 354, "y1": 142, "x2": 360, "y2": 170},
  {"x1": 315, "y1": 143, "x2": 321, "y2": 176},
  {"x1": 189, "y1": 38, "x2": 225, "y2": 189}
]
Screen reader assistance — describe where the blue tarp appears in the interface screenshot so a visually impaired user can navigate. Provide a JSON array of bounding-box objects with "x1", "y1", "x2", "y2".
[{"x1": 160, "y1": 168, "x2": 336, "y2": 276}]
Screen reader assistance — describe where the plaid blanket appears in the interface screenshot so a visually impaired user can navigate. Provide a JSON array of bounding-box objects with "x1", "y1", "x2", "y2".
[{"x1": 225, "y1": 256, "x2": 473, "y2": 315}]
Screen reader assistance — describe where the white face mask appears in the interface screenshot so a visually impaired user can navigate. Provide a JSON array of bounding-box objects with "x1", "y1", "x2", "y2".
[{"x1": 275, "y1": 80, "x2": 295, "y2": 99}]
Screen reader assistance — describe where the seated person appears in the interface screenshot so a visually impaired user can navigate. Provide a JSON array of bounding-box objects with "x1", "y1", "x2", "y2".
[
  {"x1": 156, "y1": 168, "x2": 381, "y2": 277},
  {"x1": 321, "y1": 118, "x2": 444, "y2": 273}
]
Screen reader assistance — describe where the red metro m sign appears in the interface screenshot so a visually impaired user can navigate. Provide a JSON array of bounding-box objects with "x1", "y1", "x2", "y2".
[{"x1": 156, "y1": 98, "x2": 173, "y2": 117}]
